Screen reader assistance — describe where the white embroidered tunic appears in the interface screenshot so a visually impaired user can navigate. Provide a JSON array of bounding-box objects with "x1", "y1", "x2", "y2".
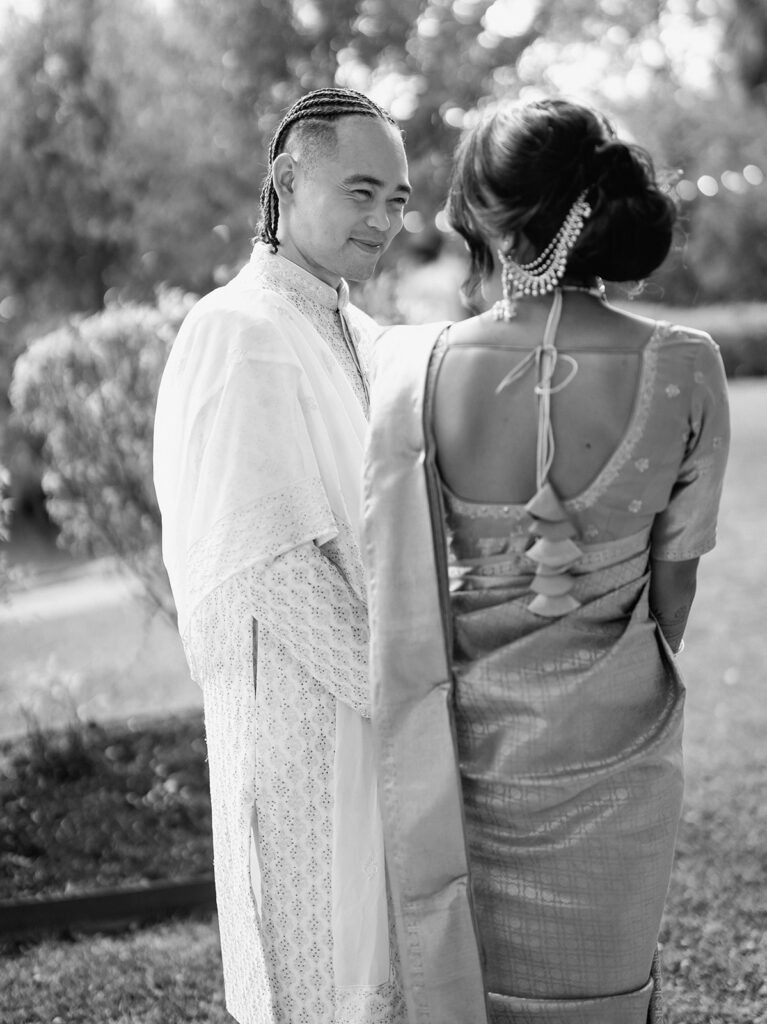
[{"x1": 153, "y1": 244, "x2": 406, "y2": 1024}]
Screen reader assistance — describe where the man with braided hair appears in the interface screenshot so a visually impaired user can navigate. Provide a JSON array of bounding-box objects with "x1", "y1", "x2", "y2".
[{"x1": 154, "y1": 88, "x2": 410, "y2": 1023}]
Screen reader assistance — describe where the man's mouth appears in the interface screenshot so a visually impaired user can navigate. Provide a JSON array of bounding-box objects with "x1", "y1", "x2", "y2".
[{"x1": 350, "y1": 238, "x2": 384, "y2": 253}]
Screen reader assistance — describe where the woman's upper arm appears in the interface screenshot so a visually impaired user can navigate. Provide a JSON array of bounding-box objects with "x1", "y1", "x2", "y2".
[{"x1": 651, "y1": 333, "x2": 730, "y2": 562}]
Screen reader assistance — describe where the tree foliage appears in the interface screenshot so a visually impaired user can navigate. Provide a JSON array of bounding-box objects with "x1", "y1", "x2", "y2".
[
  {"x1": 1, "y1": 0, "x2": 766, "y2": 318},
  {"x1": 0, "y1": 0, "x2": 123, "y2": 314},
  {"x1": 727, "y1": 0, "x2": 767, "y2": 100}
]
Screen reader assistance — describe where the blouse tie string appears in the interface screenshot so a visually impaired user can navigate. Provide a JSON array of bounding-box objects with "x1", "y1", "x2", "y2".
[
  {"x1": 495, "y1": 289, "x2": 583, "y2": 618},
  {"x1": 494, "y1": 289, "x2": 579, "y2": 488}
]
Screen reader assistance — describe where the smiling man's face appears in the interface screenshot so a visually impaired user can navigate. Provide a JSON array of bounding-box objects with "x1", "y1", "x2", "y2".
[{"x1": 274, "y1": 115, "x2": 410, "y2": 287}]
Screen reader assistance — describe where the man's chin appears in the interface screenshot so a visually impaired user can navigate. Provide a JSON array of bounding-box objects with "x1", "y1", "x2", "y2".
[
  {"x1": 343, "y1": 241, "x2": 389, "y2": 282},
  {"x1": 345, "y1": 265, "x2": 378, "y2": 283}
]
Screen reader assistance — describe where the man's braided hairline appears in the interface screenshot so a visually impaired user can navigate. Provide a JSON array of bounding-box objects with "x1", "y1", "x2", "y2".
[{"x1": 257, "y1": 88, "x2": 397, "y2": 253}]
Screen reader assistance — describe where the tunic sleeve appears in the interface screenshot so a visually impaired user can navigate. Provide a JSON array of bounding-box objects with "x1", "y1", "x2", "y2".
[
  {"x1": 651, "y1": 334, "x2": 730, "y2": 561},
  {"x1": 241, "y1": 543, "x2": 370, "y2": 716},
  {"x1": 157, "y1": 305, "x2": 340, "y2": 633}
]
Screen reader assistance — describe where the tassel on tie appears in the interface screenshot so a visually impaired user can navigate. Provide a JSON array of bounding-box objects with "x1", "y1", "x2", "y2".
[{"x1": 525, "y1": 482, "x2": 582, "y2": 618}]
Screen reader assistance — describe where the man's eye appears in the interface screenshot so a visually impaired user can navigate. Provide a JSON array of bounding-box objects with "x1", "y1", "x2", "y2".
[
  {"x1": 353, "y1": 189, "x2": 373, "y2": 200},
  {"x1": 390, "y1": 197, "x2": 408, "y2": 207}
]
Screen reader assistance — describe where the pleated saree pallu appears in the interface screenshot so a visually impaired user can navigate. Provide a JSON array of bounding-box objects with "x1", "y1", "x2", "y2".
[{"x1": 363, "y1": 323, "x2": 685, "y2": 1024}]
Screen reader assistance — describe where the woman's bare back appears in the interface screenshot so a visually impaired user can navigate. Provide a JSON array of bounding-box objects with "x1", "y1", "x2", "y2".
[{"x1": 433, "y1": 292, "x2": 659, "y2": 504}]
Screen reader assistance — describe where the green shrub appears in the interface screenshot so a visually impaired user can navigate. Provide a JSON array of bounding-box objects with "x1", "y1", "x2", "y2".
[
  {"x1": 0, "y1": 711, "x2": 212, "y2": 899},
  {"x1": 9, "y1": 289, "x2": 196, "y2": 617}
]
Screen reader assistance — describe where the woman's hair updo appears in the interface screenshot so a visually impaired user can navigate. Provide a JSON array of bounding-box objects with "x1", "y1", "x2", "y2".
[{"x1": 447, "y1": 98, "x2": 676, "y2": 300}]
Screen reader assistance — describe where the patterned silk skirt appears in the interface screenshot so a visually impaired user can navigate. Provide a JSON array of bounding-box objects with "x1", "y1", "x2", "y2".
[{"x1": 450, "y1": 554, "x2": 684, "y2": 1024}]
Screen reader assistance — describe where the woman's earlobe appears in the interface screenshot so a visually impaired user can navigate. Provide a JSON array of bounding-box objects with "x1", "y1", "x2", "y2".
[{"x1": 498, "y1": 233, "x2": 517, "y2": 259}]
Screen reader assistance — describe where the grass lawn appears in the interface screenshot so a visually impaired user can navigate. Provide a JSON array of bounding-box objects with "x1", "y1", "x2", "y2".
[
  {"x1": 0, "y1": 919, "x2": 231, "y2": 1024},
  {"x1": 0, "y1": 380, "x2": 765, "y2": 1023}
]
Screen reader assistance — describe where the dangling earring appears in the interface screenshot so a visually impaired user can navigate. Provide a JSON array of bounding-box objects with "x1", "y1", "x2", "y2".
[
  {"x1": 492, "y1": 191, "x2": 592, "y2": 323},
  {"x1": 493, "y1": 246, "x2": 519, "y2": 322}
]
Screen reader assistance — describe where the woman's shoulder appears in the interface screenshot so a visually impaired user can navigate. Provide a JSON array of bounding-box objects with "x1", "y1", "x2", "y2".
[
  {"x1": 656, "y1": 319, "x2": 718, "y2": 349},
  {"x1": 373, "y1": 321, "x2": 452, "y2": 361},
  {"x1": 653, "y1": 321, "x2": 725, "y2": 379},
  {"x1": 443, "y1": 296, "x2": 661, "y2": 349},
  {"x1": 365, "y1": 321, "x2": 450, "y2": 394},
  {"x1": 573, "y1": 304, "x2": 723, "y2": 364}
]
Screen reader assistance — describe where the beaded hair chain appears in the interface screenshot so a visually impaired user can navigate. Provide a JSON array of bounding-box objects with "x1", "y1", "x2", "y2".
[{"x1": 493, "y1": 190, "x2": 592, "y2": 322}]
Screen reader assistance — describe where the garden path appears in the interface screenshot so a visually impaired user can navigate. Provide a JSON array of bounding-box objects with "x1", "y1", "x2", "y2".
[{"x1": 0, "y1": 557, "x2": 199, "y2": 740}]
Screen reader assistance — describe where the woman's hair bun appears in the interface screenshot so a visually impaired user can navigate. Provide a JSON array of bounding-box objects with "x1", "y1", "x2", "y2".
[
  {"x1": 588, "y1": 141, "x2": 648, "y2": 199},
  {"x1": 446, "y1": 98, "x2": 677, "y2": 295},
  {"x1": 569, "y1": 135, "x2": 676, "y2": 281}
]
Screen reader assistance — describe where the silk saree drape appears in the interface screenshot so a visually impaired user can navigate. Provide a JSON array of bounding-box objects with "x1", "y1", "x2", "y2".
[{"x1": 363, "y1": 323, "x2": 687, "y2": 1024}]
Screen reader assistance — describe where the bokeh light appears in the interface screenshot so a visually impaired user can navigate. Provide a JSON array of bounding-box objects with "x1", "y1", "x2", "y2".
[
  {"x1": 434, "y1": 210, "x2": 452, "y2": 233},
  {"x1": 483, "y1": 0, "x2": 540, "y2": 38},
  {"x1": 675, "y1": 179, "x2": 698, "y2": 201},
  {"x1": 721, "y1": 170, "x2": 747, "y2": 194},
  {"x1": 403, "y1": 211, "x2": 425, "y2": 233},
  {"x1": 696, "y1": 175, "x2": 719, "y2": 196}
]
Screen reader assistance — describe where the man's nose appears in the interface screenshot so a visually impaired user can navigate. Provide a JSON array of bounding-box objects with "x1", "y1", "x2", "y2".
[{"x1": 365, "y1": 203, "x2": 391, "y2": 232}]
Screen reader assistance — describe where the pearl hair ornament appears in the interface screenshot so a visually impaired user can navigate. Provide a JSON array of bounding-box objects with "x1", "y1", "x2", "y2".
[{"x1": 493, "y1": 190, "x2": 592, "y2": 322}]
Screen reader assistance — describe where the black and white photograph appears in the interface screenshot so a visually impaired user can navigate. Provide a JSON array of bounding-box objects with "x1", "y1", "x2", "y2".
[{"x1": 1, "y1": 2, "x2": 765, "y2": 1022}]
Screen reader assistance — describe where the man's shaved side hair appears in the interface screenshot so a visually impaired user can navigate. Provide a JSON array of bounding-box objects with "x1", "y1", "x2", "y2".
[{"x1": 281, "y1": 118, "x2": 339, "y2": 176}]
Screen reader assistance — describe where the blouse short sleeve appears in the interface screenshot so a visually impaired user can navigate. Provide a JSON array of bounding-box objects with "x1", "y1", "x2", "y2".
[{"x1": 651, "y1": 332, "x2": 730, "y2": 561}]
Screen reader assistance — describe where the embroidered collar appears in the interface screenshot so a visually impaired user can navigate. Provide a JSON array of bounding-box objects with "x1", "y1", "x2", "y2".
[{"x1": 249, "y1": 242, "x2": 348, "y2": 311}]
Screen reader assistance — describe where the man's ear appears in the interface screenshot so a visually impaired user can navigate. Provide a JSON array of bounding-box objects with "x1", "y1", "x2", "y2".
[{"x1": 272, "y1": 153, "x2": 297, "y2": 205}]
